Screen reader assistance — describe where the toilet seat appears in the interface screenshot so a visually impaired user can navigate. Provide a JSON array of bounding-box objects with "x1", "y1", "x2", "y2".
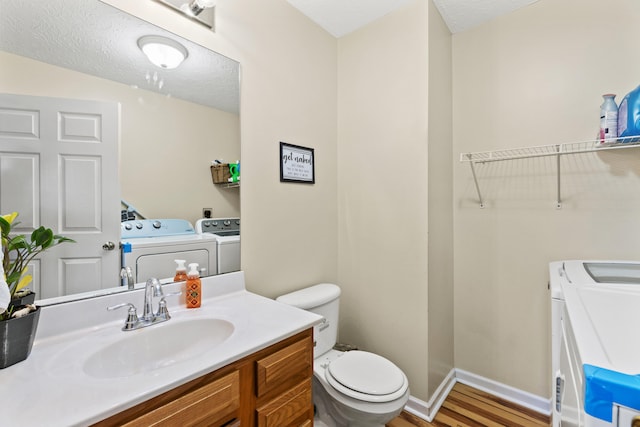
[{"x1": 325, "y1": 351, "x2": 408, "y2": 403}]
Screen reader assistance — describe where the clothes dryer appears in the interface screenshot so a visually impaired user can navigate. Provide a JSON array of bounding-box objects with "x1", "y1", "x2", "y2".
[{"x1": 195, "y1": 218, "x2": 240, "y2": 274}]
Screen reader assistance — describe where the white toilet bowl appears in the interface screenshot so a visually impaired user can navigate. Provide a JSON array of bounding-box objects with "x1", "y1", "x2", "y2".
[
  {"x1": 276, "y1": 284, "x2": 410, "y2": 427},
  {"x1": 313, "y1": 349, "x2": 410, "y2": 427}
]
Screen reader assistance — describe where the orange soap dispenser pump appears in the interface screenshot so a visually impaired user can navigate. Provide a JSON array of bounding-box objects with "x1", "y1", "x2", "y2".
[
  {"x1": 173, "y1": 259, "x2": 187, "y2": 282},
  {"x1": 185, "y1": 263, "x2": 201, "y2": 308}
]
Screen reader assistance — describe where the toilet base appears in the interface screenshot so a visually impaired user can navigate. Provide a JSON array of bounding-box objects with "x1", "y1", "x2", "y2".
[{"x1": 313, "y1": 376, "x2": 402, "y2": 427}]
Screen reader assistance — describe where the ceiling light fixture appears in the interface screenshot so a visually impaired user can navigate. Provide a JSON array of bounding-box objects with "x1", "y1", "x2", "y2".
[
  {"x1": 137, "y1": 35, "x2": 188, "y2": 70},
  {"x1": 180, "y1": 0, "x2": 216, "y2": 17}
]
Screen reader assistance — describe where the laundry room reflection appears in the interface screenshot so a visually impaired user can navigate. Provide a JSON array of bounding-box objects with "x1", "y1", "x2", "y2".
[{"x1": 0, "y1": 0, "x2": 241, "y2": 302}]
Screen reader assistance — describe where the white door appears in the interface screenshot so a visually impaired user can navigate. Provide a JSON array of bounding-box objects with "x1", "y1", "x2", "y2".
[{"x1": 0, "y1": 93, "x2": 120, "y2": 299}]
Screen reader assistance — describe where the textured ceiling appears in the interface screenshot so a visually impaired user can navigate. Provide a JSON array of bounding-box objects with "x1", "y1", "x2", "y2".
[
  {"x1": 286, "y1": 0, "x2": 541, "y2": 37},
  {"x1": 0, "y1": 0, "x2": 240, "y2": 113},
  {"x1": 0, "y1": 0, "x2": 541, "y2": 113}
]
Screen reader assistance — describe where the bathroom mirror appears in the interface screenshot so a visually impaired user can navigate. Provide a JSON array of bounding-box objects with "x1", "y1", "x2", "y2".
[{"x1": 0, "y1": 0, "x2": 240, "y2": 304}]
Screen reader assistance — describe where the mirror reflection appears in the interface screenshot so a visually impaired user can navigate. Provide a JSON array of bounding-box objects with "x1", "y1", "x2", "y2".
[{"x1": 0, "y1": 0, "x2": 241, "y2": 305}]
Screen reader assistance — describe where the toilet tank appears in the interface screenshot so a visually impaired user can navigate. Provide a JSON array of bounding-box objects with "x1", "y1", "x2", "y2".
[{"x1": 276, "y1": 283, "x2": 341, "y2": 356}]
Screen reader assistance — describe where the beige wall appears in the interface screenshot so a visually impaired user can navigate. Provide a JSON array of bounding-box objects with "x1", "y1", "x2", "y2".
[
  {"x1": 427, "y1": 0, "x2": 454, "y2": 398},
  {"x1": 453, "y1": 0, "x2": 640, "y2": 397},
  {"x1": 0, "y1": 51, "x2": 240, "y2": 224},
  {"x1": 337, "y1": 0, "x2": 432, "y2": 401}
]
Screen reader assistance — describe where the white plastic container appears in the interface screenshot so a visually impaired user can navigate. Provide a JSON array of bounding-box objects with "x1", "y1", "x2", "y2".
[{"x1": 598, "y1": 93, "x2": 618, "y2": 145}]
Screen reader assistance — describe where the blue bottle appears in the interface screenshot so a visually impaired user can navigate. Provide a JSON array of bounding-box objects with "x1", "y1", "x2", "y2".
[{"x1": 617, "y1": 84, "x2": 640, "y2": 141}]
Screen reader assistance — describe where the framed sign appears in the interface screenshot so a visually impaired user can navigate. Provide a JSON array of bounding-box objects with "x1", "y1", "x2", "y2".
[{"x1": 280, "y1": 142, "x2": 315, "y2": 184}]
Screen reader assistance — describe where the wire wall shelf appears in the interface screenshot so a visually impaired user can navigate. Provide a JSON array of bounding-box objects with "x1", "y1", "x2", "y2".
[{"x1": 459, "y1": 137, "x2": 640, "y2": 208}]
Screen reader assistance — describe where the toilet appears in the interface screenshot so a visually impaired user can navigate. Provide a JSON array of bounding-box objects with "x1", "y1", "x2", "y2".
[{"x1": 276, "y1": 284, "x2": 410, "y2": 427}]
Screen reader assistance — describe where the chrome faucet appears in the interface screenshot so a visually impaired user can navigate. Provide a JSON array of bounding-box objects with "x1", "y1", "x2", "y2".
[
  {"x1": 120, "y1": 266, "x2": 134, "y2": 290},
  {"x1": 107, "y1": 277, "x2": 181, "y2": 331},
  {"x1": 141, "y1": 278, "x2": 164, "y2": 322}
]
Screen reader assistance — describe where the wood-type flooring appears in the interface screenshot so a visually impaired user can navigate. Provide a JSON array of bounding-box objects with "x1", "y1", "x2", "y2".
[{"x1": 387, "y1": 383, "x2": 550, "y2": 427}]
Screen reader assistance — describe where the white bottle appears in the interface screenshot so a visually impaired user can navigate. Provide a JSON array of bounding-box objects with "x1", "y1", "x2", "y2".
[
  {"x1": 173, "y1": 259, "x2": 187, "y2": 282},
  {"x1": 599, "y1": 94, "x2": 618, "y2": 145}
]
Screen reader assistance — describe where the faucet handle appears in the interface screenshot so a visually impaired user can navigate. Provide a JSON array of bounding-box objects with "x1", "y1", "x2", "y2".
[
  {"x1": 155, "y1": 291, "x2": 182, "y2": 320},
  {"x1": 107, "y1": 302, "x2": 139, "y2": 331}
]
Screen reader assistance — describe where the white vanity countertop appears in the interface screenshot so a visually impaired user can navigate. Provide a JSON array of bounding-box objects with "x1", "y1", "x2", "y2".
[{"x1": 0, "y1": 271, "x2": 321, "y2": 427}]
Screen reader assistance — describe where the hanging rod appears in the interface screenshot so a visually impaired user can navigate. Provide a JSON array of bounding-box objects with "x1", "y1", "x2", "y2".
[{"x1": 460, "y1": 137, "x2": 640, "y2": 208}]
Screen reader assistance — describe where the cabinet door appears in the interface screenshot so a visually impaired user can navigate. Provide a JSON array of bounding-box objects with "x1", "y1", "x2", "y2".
[
  {"x1": 256, "y1": 379, "x2": 313, "y2": 427},
  {"x1": 122, "y1": 370, "x2": 240, "y2": 427}
]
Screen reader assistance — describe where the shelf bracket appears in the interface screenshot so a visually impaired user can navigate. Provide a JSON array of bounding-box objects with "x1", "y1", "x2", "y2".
[
  {"x1": 466, "y1": 154, "x2": 485, "y2": 208},
  {"x1": 555, "y1": 145, "x2": 562, "y2": 209}
]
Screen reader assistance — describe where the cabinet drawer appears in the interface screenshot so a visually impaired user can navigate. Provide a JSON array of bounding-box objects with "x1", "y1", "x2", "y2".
[
  {"x1": 256, "y1": 337, "x2": 312, "y2": 398},
  {"x1": 123, "y1": 370, "x2": 240, "y2": 427},
  {"x1": 256, "y1": 339, "x2": 313, "y2": 397},
  {"x1": 256, "y1": 378, "x2": 313, "y2": 427}
]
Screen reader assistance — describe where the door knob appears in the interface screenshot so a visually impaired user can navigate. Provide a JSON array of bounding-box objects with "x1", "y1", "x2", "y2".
[{"x1": 102, "y1": 241, "x2": 116, "y2": 251}]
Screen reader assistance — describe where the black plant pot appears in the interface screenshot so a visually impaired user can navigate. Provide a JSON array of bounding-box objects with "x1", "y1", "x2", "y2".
[
  {"x1": 10, "y1": 291, "x2": 36, "y2": 308},
  {"x1": 0, "y1": 305, "x2": 41, "y2": 369}
]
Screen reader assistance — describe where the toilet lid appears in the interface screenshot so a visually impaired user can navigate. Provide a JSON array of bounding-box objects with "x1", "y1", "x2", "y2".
[{"x1": 326, "y1": 351, "x2": 408, "y2": 403}]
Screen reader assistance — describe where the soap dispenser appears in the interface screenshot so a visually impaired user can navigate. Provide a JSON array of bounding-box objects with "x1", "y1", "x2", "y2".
[
  {"x1": 173, "y1": 259, "x2": 187, "y2": 282},
  {"x1": 185, "y1": 263, "x2": 201, "y2": 308}
]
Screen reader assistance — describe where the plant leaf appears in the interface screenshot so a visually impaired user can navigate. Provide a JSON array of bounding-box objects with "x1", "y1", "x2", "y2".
[
  {"x1": 0, "y1": 216, "x2": 10, "y2": 236},
  {"x1": 32, "y1": 227, "x2": 54, "y2": 248},
  {"x1": 15, "y1": 274, "x2": 32, "y2": 293}
]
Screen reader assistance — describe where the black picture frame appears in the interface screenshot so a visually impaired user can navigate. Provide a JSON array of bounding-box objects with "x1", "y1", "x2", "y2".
[{"x1": 280, "y1": 142, "x2": 315, "y2": 184}]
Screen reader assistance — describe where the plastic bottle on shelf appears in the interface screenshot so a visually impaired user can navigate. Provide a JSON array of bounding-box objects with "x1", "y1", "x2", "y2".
[
  {"x1": 618, "y1": 85, "x2": 640, "y2": 142},
  {"x1": 598, "y1": 94, "x2": 618, "y2": 146},
  {"x1": 173, "y1": 259, "x2": 187, "y2": 282},
  {"x1": 185, "y1": 263, "x2": 201, "y2": 309}
]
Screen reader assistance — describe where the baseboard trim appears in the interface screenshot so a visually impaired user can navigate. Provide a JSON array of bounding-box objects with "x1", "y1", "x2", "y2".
[
  {"x1": 404, "y1": 368, "x2": 456, "y2": 422},
  {"x1": 455, "y1": 369, "x2": 552, "y2": 416},
  {"x1": 403, "y1": 368, "x2": 551, "y2": 423}
]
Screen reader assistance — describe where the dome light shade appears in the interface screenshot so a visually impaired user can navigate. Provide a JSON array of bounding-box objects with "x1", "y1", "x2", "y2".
[{"x1": 137, "y1": 35, "x2": 188, "y2": 70}]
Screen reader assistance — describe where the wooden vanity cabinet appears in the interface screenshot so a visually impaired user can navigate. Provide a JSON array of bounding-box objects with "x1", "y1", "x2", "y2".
[
  {"x1": 255, "y1": 337, "x2": 314, "y2": 427},
  {"x1": 92, "y1": 328, "x2": 313, "y2": 427}
]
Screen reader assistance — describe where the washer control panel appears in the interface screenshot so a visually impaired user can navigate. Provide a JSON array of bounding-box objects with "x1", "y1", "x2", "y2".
[
  {"x1": 121, "y1": 219, "x2": 195, "y2": 238},
  {"x1": 196, "y1": 218, "x2": 240, "y2": 236}
]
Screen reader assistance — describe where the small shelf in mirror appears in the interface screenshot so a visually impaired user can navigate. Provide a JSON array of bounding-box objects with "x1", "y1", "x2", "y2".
[{"x1": 219, "y1": 182, "x2": 240, "y2": 189}]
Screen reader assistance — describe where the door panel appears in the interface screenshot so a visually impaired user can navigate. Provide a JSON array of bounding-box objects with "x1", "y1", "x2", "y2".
[{"x1": 0, "y1": 93, "x2": 120, "y2": 299}]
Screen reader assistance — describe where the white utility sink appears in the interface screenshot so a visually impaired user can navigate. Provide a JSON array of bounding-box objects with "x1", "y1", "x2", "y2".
[{"x1": 83, "y1": 318, "x2": 235, "y2": 378}]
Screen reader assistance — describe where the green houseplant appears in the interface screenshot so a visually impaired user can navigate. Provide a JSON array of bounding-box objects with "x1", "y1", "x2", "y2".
[{"x1": 0, "y1": 212, "x2": 74, "y2": 368}]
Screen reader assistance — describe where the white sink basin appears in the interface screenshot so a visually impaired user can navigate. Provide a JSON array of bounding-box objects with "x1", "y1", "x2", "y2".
[{"x1": 83, "y1": 318, "x2": 234, "y2": 378}]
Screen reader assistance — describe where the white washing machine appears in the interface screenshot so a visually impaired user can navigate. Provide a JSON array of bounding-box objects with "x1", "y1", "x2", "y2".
[
  {"x1": 549, "y1": 261, "x2": 640, "y2": 427},
  {"x1": 121, "y1": 219, "x2": 218, "y2": 283},
  {"x1": 195, "y1": 218, "x2": 240, "y2": 274}
]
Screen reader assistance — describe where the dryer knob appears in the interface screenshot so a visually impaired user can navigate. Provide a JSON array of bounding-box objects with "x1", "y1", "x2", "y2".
[
  {"x1": 152, "y1": 221, "x2": 161, "y2": 229},
  {"x1": 224, "y1": 220, "x2": 231, "y2": 226},
  {"x1": 124, "y1": 223, "x2": 132, "y2": 230},
  {"x1": 135, "y1": 222, "x2": 143, "y2": 230}
]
